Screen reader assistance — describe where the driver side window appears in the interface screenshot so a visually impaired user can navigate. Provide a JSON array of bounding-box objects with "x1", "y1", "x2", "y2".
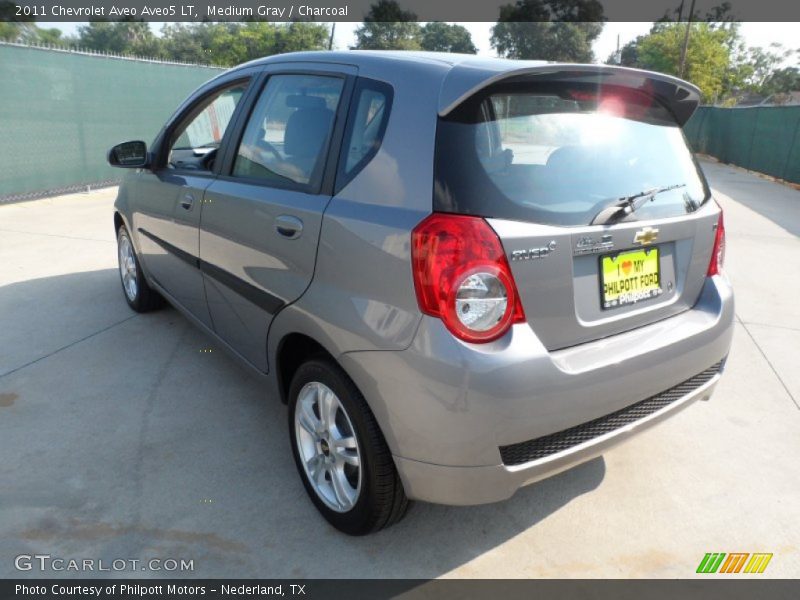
[{"x1": 167, "y1": 82, "x2": 247, "y2": 171}]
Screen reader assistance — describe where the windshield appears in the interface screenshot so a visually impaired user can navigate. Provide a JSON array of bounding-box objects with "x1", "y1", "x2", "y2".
[{"x1": 434, "y1": 82, "x2": 708, "y2": 226}]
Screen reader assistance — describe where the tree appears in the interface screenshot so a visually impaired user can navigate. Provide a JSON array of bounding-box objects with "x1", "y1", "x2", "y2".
[
  {"x1": 608, "y1": 33, "x2": 652, "y2": 66},
  {"x1": 0, "y1": 21, "x2": 37, "y2": 43},
  {"x1": 730, "y1": 45, "x2": 797, "y2": 93},
  {"x1": 0, "y1": 10, "x2": 329, "y2": 64},
  {"x1": 74, "y1": 20, "x2": 163, "y2": 57},
  {"x1": 35, "y1": 28, "x2": 63, "y2": 45},
  {"x1": 635, "y1": 23, "x2": 731, "y2": 101},
  {"x1": 352, "y1": 0, "x2": 421, "y2": 50},
  {"x1": 420, "y1": 22, "x2": 477, "y2": 54},
  {"x1": 0, "y1": 0, "x2": 59, "y2": 43},
  {"x1": 0, "y1": 1, "x2": 31, "y2": 41},
  {"x1": 159, "y1": 23, "x2": 210, "y2": 64},
  {"x1": 160, "y1": 22, "x2": 329, "y2": 67},
  {"x1": 657, "y1": 0, "x2": 738, "y2": 24},
  {"x1": 490, "y1": 0, "x2": 605, "y2": 62},
  {"x1": 761, "y1": 67, "x2": 800, "y2": 96},
  {"x1": 273, "y1": 22, "x2": 330, "y2": 54},
  {"x1": 609, "y1": 18, "x2": 797, "y2": 103}
]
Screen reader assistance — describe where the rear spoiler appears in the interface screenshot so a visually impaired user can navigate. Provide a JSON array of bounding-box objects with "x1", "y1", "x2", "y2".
[{"x1": 438, "y1": 63, "x2": 701, "y2": 127}]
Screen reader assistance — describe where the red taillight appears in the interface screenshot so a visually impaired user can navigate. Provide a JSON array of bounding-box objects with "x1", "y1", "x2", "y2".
[
  {"x1": 411, "y1": 213, "x2": 526, "y2": 343},
  {"x1": 707, "y1": 211, "x2": 726, "y2": 276}
]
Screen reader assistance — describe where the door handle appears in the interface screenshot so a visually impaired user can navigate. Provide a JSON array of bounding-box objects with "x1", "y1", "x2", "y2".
[
  {"x1": 180, "y1": 193, "x2": 194, "y2": 210},
  {"x1": 275, "y1": 215, "x2": 303, "y2": 239}
]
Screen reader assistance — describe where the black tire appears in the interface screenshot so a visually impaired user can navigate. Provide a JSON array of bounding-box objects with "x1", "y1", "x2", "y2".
[
  {"x1": 288, "y1": 358, "x2": 410, "y2": 535},
  {"x1": 116, "y1": 225, "x2": 164, "y2": 313}
]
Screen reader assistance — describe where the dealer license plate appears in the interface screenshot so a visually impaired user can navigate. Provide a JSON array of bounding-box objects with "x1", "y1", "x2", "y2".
[{"x1": 600, "y1": 248, "x2": 662, "y2": 309}]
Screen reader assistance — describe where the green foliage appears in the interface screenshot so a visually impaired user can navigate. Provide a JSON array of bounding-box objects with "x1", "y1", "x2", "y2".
[
  {"x1": 0, "y1": 0, "x2": 59, "y2": 44},
  {"x1": 74, "y1": 20, "x2": 162, "y2": 57},
  {"x1": 730, "y1": 45, "x2": 798, "y2": 93},
  {"x1": 491, "y1": 0, "x2": 605, "y2": 62},
  {"x1": 761, "y1": 67, "x2": 800, "y2": 97},
  {"x1": 635, "y1": 23, "x2": 731, "y2": 100},
  {"x1": 610, "y1": 18, "x2": 799, "y2": 103},
  {"x1": 352, "y1": 0, "x2": 422, "y2": 50},
  {"x1": 273, "y1": 22, "x2": 330, "y2": 54},
  {"x1": 34, "y1": 28, "x2": 63, "y2": 45},
  {"x1": 9, "y1": 20, "x2": 329, "y2": 66},
  {"x1": 161, "y1": 22, "x2": 329, "y2": 66},
  {"x1": 610, "y1": 35, "x2": 644, "y2": 67},
  {"x1": 0, "y1": 0, "x2": 328, "y2": 67},
  {"x1": 0, "y1": 21, "x2": 30, "y2": 42},
  {"x1": 420, "y1": 22, "x2": 477, "y2": 54},
  {"x1": 158, "y1": 23, "x2": 209, "y2": 63}
]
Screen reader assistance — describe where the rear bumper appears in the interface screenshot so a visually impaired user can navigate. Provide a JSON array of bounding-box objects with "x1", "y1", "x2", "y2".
[
  {"x1": 395, "y1": 366, "x2": 720, "y2": 505},
  {"x1": 339, "y1": 275, "x2": 734, "y2": 505}
]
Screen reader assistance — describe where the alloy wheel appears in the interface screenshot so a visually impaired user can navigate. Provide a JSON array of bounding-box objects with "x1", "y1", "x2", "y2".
[
  {"x1": 294, "y1": 381, "x2": 362, "y2": 513},
  {"x1": 118, "y1": 233, "x2": 138, "y2": 302}
]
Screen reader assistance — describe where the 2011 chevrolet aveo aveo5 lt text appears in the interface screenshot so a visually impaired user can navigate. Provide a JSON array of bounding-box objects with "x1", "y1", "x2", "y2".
[{"x1": 109, "y1": 51, "x2": 734, "y2": 535}]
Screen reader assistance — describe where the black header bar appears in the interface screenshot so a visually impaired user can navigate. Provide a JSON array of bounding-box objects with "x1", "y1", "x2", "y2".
[
  {"x1": 4, "y1": 579, "x2": 800, "y2": 600},
  {"x1": 5, "y1": 0, "x2": 800, "y2": 23}
]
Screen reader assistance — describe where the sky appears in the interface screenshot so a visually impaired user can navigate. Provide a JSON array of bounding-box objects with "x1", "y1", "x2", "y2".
[{"x1": 37, "y1": 21, "x2": 799, "y2": 66}]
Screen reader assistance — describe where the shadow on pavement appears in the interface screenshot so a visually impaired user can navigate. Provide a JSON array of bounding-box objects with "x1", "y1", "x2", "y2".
[{"x1": 1, "y1": 268, "x2": 606, "y2": 578}]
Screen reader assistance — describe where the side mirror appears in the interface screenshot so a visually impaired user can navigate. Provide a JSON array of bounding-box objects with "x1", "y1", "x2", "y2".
[{"x1": 108, "y1": 140, "x2": 149, "y2": 169}]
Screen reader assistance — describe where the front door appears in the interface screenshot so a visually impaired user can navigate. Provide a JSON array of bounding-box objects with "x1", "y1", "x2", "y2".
[{"x1": 132, "y1": 82, "x2": 250, "y2": 327}]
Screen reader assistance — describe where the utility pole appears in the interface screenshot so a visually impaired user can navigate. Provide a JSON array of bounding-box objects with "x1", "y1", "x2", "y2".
[
  {"x1": 679, "y1": 0, "x2": 696, "y2": 78},
  {"x1": 328, "y1": 22, "x2": 336, "y2": 51},
  {"x1": 616, "y1": 34, "x2": 620, "y2": 64}
]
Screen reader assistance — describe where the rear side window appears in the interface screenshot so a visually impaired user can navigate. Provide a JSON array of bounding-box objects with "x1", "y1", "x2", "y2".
[
  {"x1": 232, "y1": 74, "x2": 344, "y2": 189},
  {"x1": 435, "y1": 81, "x2": 708, "y2": 226},
  {"x1": 336, "y1": 78, "x2": 393, "y2": 190}
]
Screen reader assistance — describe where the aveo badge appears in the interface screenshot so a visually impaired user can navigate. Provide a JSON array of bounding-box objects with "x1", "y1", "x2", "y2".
[{"x1": 510, "y1": 241, "x2": 557, "y2": 261}]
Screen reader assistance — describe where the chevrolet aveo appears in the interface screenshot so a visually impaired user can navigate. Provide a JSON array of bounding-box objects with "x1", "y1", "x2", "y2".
[{"x1": 109, "y1": 51, "x2": 733, "y2": 535}]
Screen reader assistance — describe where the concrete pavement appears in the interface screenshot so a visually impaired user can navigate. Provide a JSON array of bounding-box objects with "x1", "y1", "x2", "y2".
[{"x1": 0, "y1": 159, "x2": 798, "y2": 578}]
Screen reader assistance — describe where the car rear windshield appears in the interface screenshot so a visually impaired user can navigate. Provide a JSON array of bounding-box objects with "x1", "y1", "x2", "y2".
[{"x1": 434, "y1": 80, "x2": 709, "y2": 226}]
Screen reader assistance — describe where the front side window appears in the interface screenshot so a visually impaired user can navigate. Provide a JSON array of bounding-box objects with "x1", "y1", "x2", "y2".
[
  {"x1": 167, "y1": 83, "x2": 247, "y2": 171},
  {"x1": 435, "y1": 81, "x2": 708, "y2": 226},
  {"x1": 232, "y1": 74, "x2": 344, "y2": 188}
]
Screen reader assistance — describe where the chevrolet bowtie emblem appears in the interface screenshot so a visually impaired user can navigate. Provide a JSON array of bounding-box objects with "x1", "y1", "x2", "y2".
[{"x1": 633, "y1": 227, "x2": 659, "y2": 245}]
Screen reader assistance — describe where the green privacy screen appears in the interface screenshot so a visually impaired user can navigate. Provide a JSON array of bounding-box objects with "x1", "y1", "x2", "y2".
[
  {"x1": 684, "y1": 105, "x2": 800, "y2": 184},
  {"x1": 3, "y1": 44, "x2": 798, "y2": 199},
  {"x1": 0, "y1": 43, "x2": 223, "y2": 201}
]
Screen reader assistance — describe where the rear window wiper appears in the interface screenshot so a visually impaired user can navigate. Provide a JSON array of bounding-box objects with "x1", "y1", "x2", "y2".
[{"x1": 590, "y1": 183, "x2": 687, "y2": 225}]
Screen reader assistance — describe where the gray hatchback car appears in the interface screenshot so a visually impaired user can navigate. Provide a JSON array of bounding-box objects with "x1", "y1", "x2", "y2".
[{"x1": 109, "y1": 51, "x2": 733, "y2": 535}]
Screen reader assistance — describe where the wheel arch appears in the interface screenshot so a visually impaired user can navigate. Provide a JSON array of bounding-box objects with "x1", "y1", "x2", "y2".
[
  {"x1": 113, "y1": 211, "x2": 124, "y2": 234},
  {"x1": 275, "y1": 332, "x2": 337, "y2": 405},
  {"x1": 113, "y1": 211, "x2": 142, "y2": 264}
]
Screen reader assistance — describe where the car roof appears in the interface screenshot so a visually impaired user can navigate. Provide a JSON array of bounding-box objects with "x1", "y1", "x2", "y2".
[
  {"x1": 230, "y1": 51, "x2": 701, "y2": 125},
  {"x1": 242, "y1": 50, "x2": 545, "y2": 69}
]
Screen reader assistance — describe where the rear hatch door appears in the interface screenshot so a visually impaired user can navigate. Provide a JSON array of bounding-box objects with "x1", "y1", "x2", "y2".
[
  {"x1": 489, "y1": 208, "x2": 719, "y2": 350},
  {"x1": 434, "y1": 65, "x2": 720, "y2": 350}
]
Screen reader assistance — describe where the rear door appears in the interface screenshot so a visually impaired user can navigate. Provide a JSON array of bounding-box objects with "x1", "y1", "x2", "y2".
[
  {"x1": 434, "y1": 76, "x2": 720, "y2": 350},
  {"x1": 199, "y1": 65, "x2": 355, "y2": 371}
]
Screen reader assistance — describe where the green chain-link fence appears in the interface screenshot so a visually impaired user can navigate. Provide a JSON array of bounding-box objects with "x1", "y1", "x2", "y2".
[
  {"x1": 0, "y1": 42, "x2": 223, "y2": 202},
  {"x1": 684, "y1": 105, "x2": 800, "y2": 184},
  {"x1": 3, "y1": 44, "x2": 799, "y2": 200}
]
